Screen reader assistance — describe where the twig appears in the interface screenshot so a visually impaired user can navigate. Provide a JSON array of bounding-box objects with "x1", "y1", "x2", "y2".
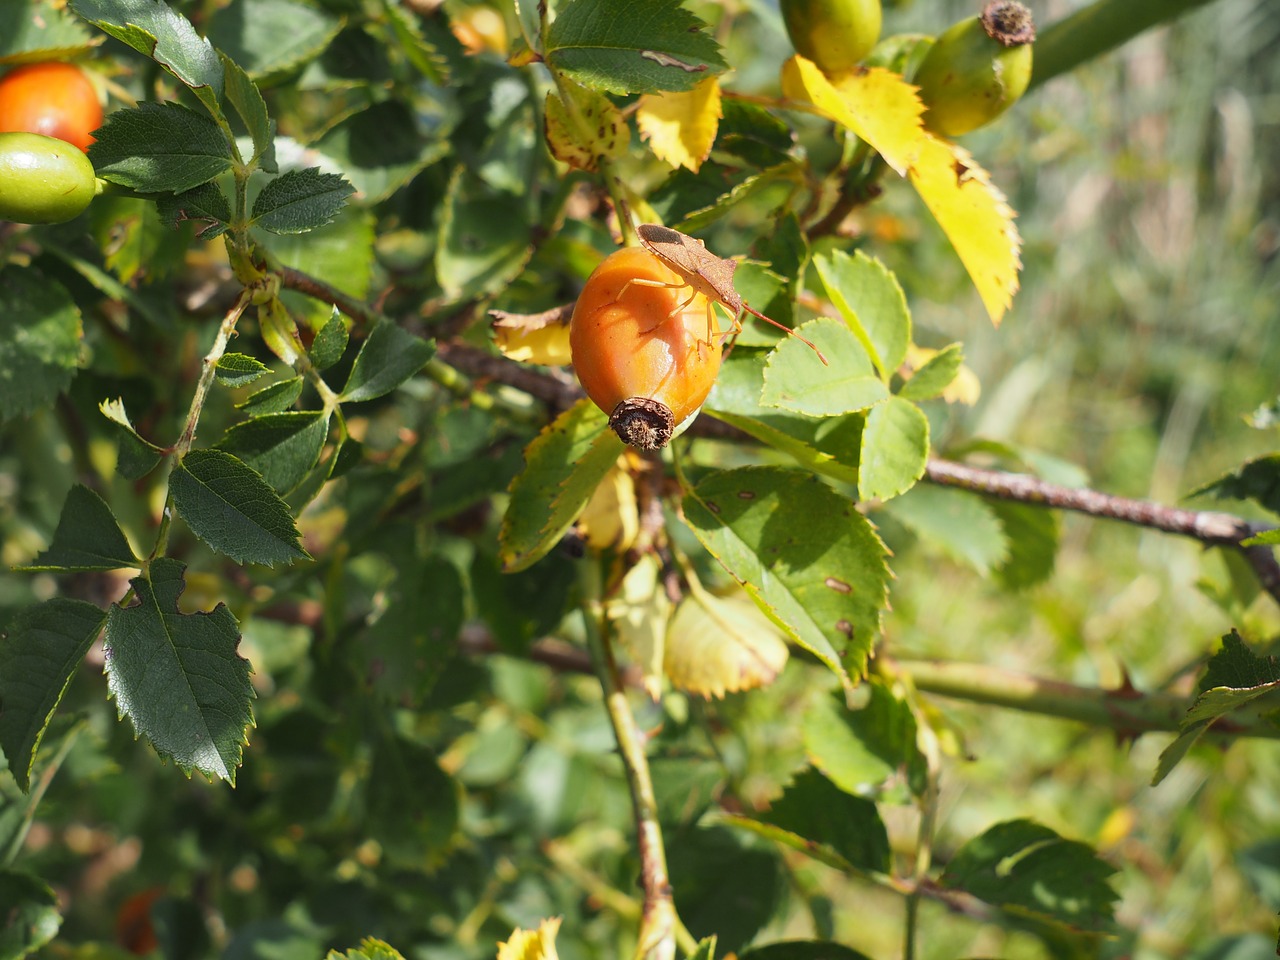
[
  {"x1": 581, "y1": 602, "x2": 676, "y2": 960},
  {"x1": 891, "y1": 657, "x2": 1280, "y2": 741},
  {"x1": 923, "y1": 458, "x2": 1280, "y2": 604}
]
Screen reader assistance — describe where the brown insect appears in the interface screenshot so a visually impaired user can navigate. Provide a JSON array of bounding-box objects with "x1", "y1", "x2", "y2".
[{"x1": 632, "y1": 223, "x2": 829, "y2": 365}]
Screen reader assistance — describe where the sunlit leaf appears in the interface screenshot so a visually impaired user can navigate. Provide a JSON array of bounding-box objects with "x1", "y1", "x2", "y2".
[
  {"x1": 637, "y1": 77, "x2": 722, "y2": 172},
  {"x1": 780, "y1": 56, "x2": 925, "y2": 175},
  {"x1": 500, "y1": 400, "x2": 624, "y2": 572},
  {"x1": 606, "y1": 554, "x2": 670, "y2": 699},
  {"x1": 104, "y1": 558, "x2": 254, "y2": 783},
  {"x1": 907, "y1": 133, "x2": 1021, "y2": 325},
  {"x1": 665, "y1": 590, "x2": 789, "y2": 699},
  {"x1": 496, "y1": 917, "x2": 561, "y2": 960},
  {"x1": 682, "y1": 467, "x2": 890, "y2": 688}
]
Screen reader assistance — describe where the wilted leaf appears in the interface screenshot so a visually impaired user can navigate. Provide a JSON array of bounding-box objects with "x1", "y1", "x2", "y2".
[
  {"x1": 665, "y1": 589, "x2": 789, "y2": 699},
  {"x1": 491, "y1": 306, "x2": 574, "y2": 365},
  {"x1": 606, "y1": 554, "x2": 671, "y2": 699}
]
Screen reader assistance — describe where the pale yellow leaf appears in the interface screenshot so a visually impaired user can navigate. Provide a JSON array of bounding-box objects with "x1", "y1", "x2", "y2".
[
  {"x1": 544, "y1": 82, "x2": 627, "y2": 172},
  {"x1": 636, "y1": 77, "x2": 722, "y2": 172},
  {"x1": 491, "y1": 306, "x2": 573, "y2": 365},
  {"x1": 780, "y1": 56, "x2": 926, "y2": 175},
  {"x1": 665, "y1": 590, "x2": 789, "y2": 699},
  {"x1": 497, "y1": 918, "x2": 561, "y2": 960},
  {"x1": 605, "y1": 553, "x2": 671, "y2": 699},
  {"x1": 578, "y1": 459, "x2": 639, "y2": 553},
  {"x1": 907, "y1": 133, "x2": 1021, "y2": 325}
]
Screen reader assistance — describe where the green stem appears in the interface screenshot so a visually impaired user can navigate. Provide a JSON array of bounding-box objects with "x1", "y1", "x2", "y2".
[
  {"x1": 894, "y1": 657, "x2": 1280, "y2": 739},
  {"x1": 1029, "y1": 0, "x2": 1222, "y2": 91},
  {"x1": 152, "y1": 292, "x2": 251, "y2": 559},
  {"x1": 583, "y1": 580, "x2": 676, "y2": 960}
]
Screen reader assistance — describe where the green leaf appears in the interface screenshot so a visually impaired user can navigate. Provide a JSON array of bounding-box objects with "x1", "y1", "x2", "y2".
[
  {"x1": 309, "y1": 309, "x2": 349, "y2": 371},
  {"x1": 15, "y1": 485, "x2": 138, "y2": 572},
  {"x1": 668, "y1": 826, "x2": 784, "y2": 954},
  {"x1": 499, "y1": 399, "x2": 624, "y2": 572},
  {"x1": 686, "y1": 938, "x2": 717, "y2": 960},
  {"x1": 367, "y1": 735, "x2": 460, "y2": 868},
  {"x1": 358, "y1": 557, "x2": 463, "y2": 705},
  {"x1": 252, "y1": 168, "x2": 354, "y2": 234},
  {"x1": 326, "y1": 939, "x2": 407, "y2": 960},
  {"x1": 681, "y1": 467, "x2": 890, "y2": 687},
  {"x1": 882, "y1": 484, "x2": 1008, "y2": 576},
  {"x1": 1153, "y1": 631, "x2": 1280, "y2": 786},
  {"x1": 339, "y1": 319, "x2": 435, "y2": 403},
  {"x1": 383, "y1": 1, "x2": 452, "y2": 86},
  {"x1": 221, "y1": 54, "x2": 273, "y2": 167},
  {"x1": 0, "y1": 870, "x2": 61, "y2": 958},
  {"x1": 71, "y1": 0, "x2": 224, "y2": 112},
  {"x1": 990, "y1": 500, "x2": 1060, "y2": 590},
  {"x1": 802, "y1": 683, "x2": 928, "y2": 802},
  {"x1": 814, "y1": 250, "x2": 911, "y2": 381},
  {"x1": 206, "y1": 0, "x2": 342, "y2": 84},
  {"x1": 99, "y1": 398, "x2": 165, "y2": 480},
  {"x1": 0, "y1": 599, "x2": 105, "y2": 792},
  {"x1": 91, "y1": 195, "x2": 192, "y2": 282},
  {"x1": 216, "y1": 411, "x2": 330, "y2": 494},
  {"x1": 717, "y1": 99, "x2": 798, "y2": 169},
  {"x1": 169, "y1": 449, "x2": 309, "y2": 566},
  {"x1": 859, "y1": 396, "x2": 929, "y2": 501},
  {"x1": 0, "y1": 3, "x2": 95, "y2": 62},
  {"x1": 155, "y1": 182, "x2": 232, "y2": 240},
  {"x1": 88, "y1": 102, "x2": 233, "y2": 193},
  {"x1": 272, "y1": 205, "x2": 376, "y2": 328},
  {"x1": 215, "y1": 353, "x2": 271, "y2": 387},
  {"x1": 739, "y1": 768, "x2": 891, "y2": 872},
  {"x1": 238, "y1": 377, "x2": 304, "y2": 415},
  {"x1": 739, "y1": 943, "x2": 873, "y2": 960},
  {"x1": 312, "y1": 100, "x2": 448, "y2": 203},
  {"x1": 706, "y1": 353, "x2": 861, "y2": 486},
  {"x1": 103, "y1": 558, "x2": 254, "y2": 783},
  {"x1": 436, "y1": 168, "x2": 534, "y2": 301},
  {"x1": 545, "y1": 0, "x2": 727, "y2": 95},
  {"x1": 1190, "y1": 454, "x2": 1280, "y2": 516},
  {"x1": 728, "y1": 262, "x2": 793, "y2": 349},
  {"x1": 0, "y1": 267, "x2": 82, "y2": 421},
  {"x1": 898, "y1": 343, "x2": 964, "y2": 401},
  {"x1": 761, "y1": 318, "x2": 889, "y2": 417},
  {"x1": 939, "y1": 819, "x2": 1119, "y2": 933}
]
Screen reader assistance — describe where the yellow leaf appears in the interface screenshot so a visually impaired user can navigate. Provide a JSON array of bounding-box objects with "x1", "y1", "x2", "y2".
[
  {"x1": 665, "y1": 590, "x2": 789, "y2": 699},
  {"x1": 491, "y1": 306, "x2": 573, "y2": 365},
  {"x1": 636, "y1": 77, "x2": 722, "y2": 173},
  {"x1": 780, "y1": 56, "x2": 926, "y2": 175},
  {"x1": 907, "y1": 133, "x2": 1021, "y2": 325},
  {"x1": 497, "y1": 917, "x2": 561, "y2": 960},
  {"x1": 578, "y1": 459, "x2": 639, "y2": 553},
  {"x1": 605, "y1": 553, "x2": 671, "y2": 700},
  {"x1": 544, "y1": 81, "x2": 627, "y2": 172}
]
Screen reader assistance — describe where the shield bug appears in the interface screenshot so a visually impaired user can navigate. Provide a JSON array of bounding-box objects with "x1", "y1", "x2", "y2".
[{"x1": 633, "y1": 223, "x2": 828, "y2": 365}]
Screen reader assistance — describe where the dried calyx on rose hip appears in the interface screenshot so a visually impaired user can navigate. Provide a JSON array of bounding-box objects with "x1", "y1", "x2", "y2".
[
  {"x1": 912, "y1": 1, "x2": 1035, "y2": 138},
  {"x1": 570, "y1": 246, "x2": 723, "y2": 451}
]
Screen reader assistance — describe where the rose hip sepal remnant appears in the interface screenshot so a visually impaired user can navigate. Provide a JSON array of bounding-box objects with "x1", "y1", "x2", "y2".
[{"x1": 570, "y1": 246, "x2": 722, "y2": 450}]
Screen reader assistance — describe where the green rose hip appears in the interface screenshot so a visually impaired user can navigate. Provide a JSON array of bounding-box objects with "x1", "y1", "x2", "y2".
[
  {"x1": 913, "y1": 1, "x2": 1036, "y2": 138},
  {"x1": 781, "y1": 0, "x2": 883, "y2": 78},
  {"x1": 0, "y1": 131, "x2": 97, "y2": 224}
]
